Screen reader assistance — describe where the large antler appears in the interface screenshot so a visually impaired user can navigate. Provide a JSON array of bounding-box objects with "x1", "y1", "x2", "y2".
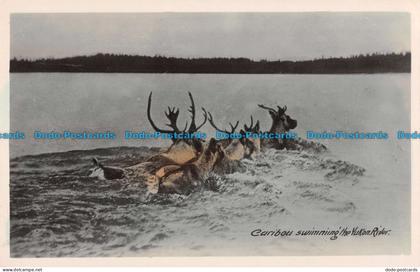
[
  {"x1": 244, "y1": 115, "x2": 253, "y2": 131},
  {"x1": 259, "y1": 104, "x2": 287, "y2": 115},
  {"x1": 147, "y1": 91, "x2": 207, "y2": 136},
  {"x1": 258, "y1": 104, "x2": 276, "y2": 113},
  {"x1": 277, "y1": 105, "x2": 287, "y2": 114},
  {"x1": 164, "y1": 106, "x2": 188, "y2": 132},
  {"x1": 207, "y1": 111, "x2": 239, "y2": 134},
  {"x1": 196, "y1": 108, "x2": 208, "y2": 131},
  {"x1": 147, "y1": 92, "x2": 175, "y2": 134},
  {"x1": 148, "y1": 92, "x2": 188, "y2": 134},
  {"x1": 187, "y1": 92, "x2": 208, "y2": 133}
]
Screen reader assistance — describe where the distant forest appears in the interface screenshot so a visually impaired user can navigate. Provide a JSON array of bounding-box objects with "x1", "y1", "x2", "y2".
[{"x1": 10, "y1": 52, "x2": 410, "y2": 74}]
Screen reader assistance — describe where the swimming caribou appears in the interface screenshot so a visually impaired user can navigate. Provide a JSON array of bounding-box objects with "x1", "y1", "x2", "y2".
[
  {"x1": 207, "y1": 112, "x2": 261, "y2": 161},
  {"x1": 146, "y1": 91, "x2": 208, "y2": 165},
  {"x1": 258, "y1": 104, "x2": 297, "y2": 150},
  {"x1": 91, "y1": 92, "x2": 298, "y2": 194}
]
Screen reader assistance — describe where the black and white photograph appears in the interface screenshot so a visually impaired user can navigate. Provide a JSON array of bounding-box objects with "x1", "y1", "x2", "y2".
[{"x1": 5, "y1": 11, "x2": 413, "y2": 259}]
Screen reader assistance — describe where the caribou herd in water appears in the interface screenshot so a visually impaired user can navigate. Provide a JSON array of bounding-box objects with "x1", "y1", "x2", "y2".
[{"x1": 92, "y1": 92, "x2": 300, "y2": 194}]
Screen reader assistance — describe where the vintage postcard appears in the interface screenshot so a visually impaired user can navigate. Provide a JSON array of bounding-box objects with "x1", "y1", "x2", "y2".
[{"x1": 0, "y1": 0, "x2": 419, "y2": 268}]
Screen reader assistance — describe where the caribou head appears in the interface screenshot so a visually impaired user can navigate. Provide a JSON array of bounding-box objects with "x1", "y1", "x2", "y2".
[
  {"x1": 258, "y1": 104, "x2": 297, "y2": 133},
  {"x1": 258, "y1": 104, "x2": 297, "y2": 149},
  {"x1": 239, "y1": 116, "x2": 261, "y2": 158}
]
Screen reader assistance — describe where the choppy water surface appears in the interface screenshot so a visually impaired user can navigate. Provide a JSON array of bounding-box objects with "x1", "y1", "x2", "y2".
[
  {"x1": 10, "y1": 144, "x2": 409, "y2": 257},
  {"x1": 9, "y1": 73, "x2": 410, "y2": 256}
]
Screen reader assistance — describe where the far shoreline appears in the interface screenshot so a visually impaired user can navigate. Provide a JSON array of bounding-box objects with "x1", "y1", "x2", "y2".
[{"x1": 10, "y1": 52, "x2": 411, "y2": 74}]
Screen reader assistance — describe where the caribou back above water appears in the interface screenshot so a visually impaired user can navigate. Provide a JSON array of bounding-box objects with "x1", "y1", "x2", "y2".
[{"x1": 157, "y1": 138, "x2": 225, "y2": 194}]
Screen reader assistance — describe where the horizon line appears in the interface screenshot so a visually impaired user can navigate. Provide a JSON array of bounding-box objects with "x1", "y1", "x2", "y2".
[{"x1": 10, "y1": 51, "x2": 411, "y2": 62}]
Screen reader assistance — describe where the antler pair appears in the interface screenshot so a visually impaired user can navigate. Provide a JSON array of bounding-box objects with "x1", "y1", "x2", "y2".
[
  {"x1": 207, "y1": 112, "x2": 239, "y2": 134},
  {"x1": 208, "y1": 113, "x2": 259, "y2": 134},
  {"x1": 258, "y1": 104, "x2": 287, "y2": 115},
  {"x1": 148, "y1": 93, "x2": 286, "y2": 136},
  {"x1": 147, "y1": 92, "x2": 208, "y2": 135},
  {"x1": 185, "y1": 92, "x2": 208, "y2": 133},
  {"x1": 243, "y1": 116, "x2": 260, "y2": 133}
]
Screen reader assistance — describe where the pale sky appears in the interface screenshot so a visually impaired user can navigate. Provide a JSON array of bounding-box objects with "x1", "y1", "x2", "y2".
[{"x1": 11, "y1": 13, "x2": 410, "y2": 61}]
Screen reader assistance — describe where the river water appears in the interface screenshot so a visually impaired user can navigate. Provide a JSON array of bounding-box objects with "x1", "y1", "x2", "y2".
[{"x1": 9, "y1": 73, "x2": 411, "y2": 256}]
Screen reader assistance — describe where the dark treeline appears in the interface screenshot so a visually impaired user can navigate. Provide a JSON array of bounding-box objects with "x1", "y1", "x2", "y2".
[{"x1": 10, "y1": 52, "x2": 410, "y2": 74}]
